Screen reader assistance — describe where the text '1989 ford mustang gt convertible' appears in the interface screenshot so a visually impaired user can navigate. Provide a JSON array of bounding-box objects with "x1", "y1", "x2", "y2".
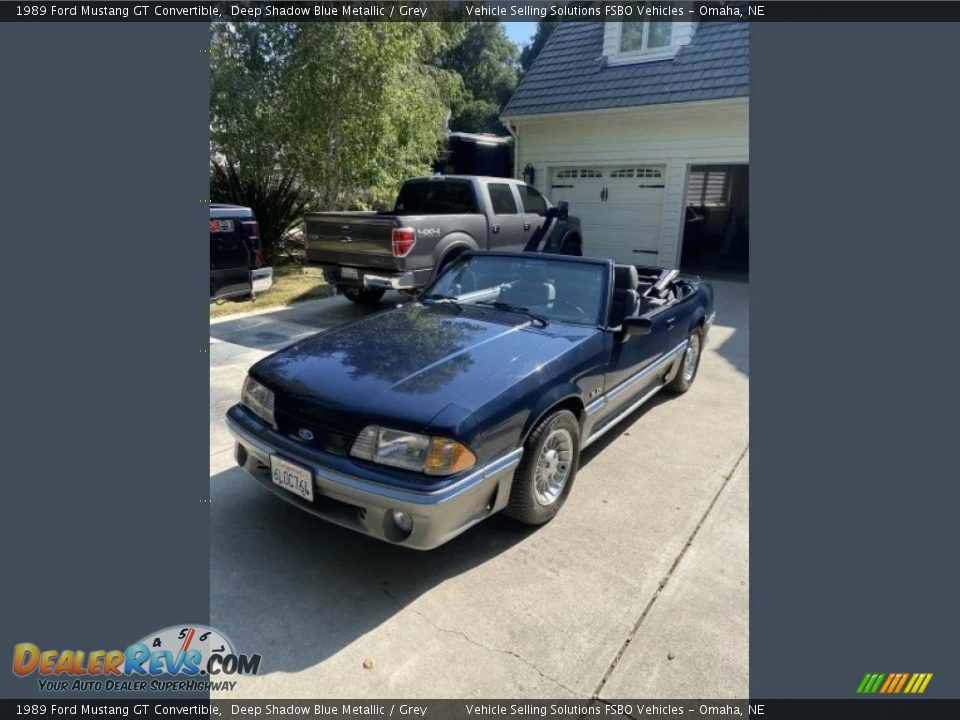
[{"x1": 226, "y1": 252, "x2": 714, "y2": 549}]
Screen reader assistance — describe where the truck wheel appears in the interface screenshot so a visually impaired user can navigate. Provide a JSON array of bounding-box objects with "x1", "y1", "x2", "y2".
[
  {"x1": 339, "y1": 286, "x2": 385, "y2": 306},
  {"x1": 504, "y1": 409, "x2": 580, "y2": 525},
  {"x1": 666, "y1": 327, "x2": 703, "y2": 394}
]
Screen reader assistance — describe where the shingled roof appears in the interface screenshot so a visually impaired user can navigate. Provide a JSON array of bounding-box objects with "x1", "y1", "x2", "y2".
[{"x1": 502, "y1": 22, "x2": 749, "y2": 117}]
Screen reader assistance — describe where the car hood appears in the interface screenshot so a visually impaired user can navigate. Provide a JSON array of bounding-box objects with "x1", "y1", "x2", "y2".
[{"x1": 251, "y1": 303, "x2": 592, "y2": 432}]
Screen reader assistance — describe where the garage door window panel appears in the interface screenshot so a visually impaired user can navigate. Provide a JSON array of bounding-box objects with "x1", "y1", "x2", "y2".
[{"x1": 550, "y1": 165, "x2": 664, "y2": 264}]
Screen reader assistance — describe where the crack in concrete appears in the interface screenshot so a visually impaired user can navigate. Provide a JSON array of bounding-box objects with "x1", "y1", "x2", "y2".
[
  {"x1": 383, "y1": 588, "x2": 583, "y2": 697},
  {"x1": 592, "y1": 444, "x2": 749, "y2": 699}
]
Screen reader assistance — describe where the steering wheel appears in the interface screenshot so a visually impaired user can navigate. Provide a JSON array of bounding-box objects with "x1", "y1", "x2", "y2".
[{"x1": 553, "y1": 298, "x2": 589, "y2": 321}]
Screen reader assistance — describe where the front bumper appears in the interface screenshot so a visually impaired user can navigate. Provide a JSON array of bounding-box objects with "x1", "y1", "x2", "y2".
[{"x1": 225, "y1": 406, "x2": 522, "y2": 550}]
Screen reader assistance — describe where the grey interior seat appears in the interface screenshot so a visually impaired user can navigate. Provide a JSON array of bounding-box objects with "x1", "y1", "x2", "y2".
[{"x1": 609, "y1": 265, "x2": 640, "y2": 326}]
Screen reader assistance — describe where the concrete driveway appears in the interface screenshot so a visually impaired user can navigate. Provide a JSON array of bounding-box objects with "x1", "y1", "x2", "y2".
[{"x1": 209, "y1": 280, "x2": 749, "y2": 699}]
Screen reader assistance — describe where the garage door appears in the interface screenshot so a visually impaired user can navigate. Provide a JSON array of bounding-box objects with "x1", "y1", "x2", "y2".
[{"x1": 550, "y1": 166, "x2": 665, "y2": 264}]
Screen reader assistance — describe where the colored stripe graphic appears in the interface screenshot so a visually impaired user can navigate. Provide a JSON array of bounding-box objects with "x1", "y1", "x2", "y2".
[{"x1": 858, "y1": 672, "x2": 933, "y2": 694}]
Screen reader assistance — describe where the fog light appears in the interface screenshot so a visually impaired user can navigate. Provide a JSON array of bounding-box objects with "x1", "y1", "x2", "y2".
[{"x1": 391, "y1": 510, "x2": 414, "y2": 534}]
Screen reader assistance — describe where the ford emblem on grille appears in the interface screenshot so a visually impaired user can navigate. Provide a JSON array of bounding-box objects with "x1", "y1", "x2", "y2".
[{"x1": 297, "y1": 428, "x2": 314, "y2": 441}]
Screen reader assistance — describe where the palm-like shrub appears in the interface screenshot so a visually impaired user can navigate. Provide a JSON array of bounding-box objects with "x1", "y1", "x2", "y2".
[{"x1": 210, "y1": 159, "x2": 312, "y2": 265}]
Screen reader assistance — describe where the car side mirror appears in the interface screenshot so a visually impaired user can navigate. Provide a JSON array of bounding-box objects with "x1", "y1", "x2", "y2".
[
  {"x1": 556, "y1": 201, "x2": 569, "y2": 220},
  {"x1": 621, "y1": 316, "x2": 652, "y2": 338}
]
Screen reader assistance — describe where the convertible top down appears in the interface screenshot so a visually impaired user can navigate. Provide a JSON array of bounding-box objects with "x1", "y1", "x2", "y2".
[{"x1": 227, "y1": 252, "x2": 714, "y2": 549}]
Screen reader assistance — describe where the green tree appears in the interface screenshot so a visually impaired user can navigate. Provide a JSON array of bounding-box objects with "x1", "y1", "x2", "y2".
[
  {"x1": 441, "y1": 23, "x2": 519, "y2": 134},
  {"x1": 210, "y1": 22, "x2": 462, "y2": 211},
  {"x1": 210, "y1": 22, "x2": 296, "y2": 170},
  {"x1": 285, "y1": 23, "x2": 461, "y2": 209},
  {"x1": 520, "y1": 20, "x2": 559, "y2": 74}
]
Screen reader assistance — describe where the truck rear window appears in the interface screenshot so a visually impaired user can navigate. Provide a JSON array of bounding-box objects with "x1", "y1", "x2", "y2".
[{"x1": 395, "y1": 181, "x2": 478, "y2": 215}]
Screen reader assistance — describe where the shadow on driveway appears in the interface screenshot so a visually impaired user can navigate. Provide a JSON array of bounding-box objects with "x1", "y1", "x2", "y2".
[
  {"x1": 209, "y1": 294, "x2": 403, "y2": 353},
  {"x1": 210, "y1": 464, "x2": 536, "y2": 676}
]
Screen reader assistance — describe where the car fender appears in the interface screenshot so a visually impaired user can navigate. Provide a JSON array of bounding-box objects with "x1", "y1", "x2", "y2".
[
  {"x1": 519, "y1": 383, "x2": 585, "y2": 444},
  {"x1": 688, "y1": 305, "x2": 707, "y2": 333},
  {"x1": 686, "y1": 284, "x2": 714, "y2": 332}
]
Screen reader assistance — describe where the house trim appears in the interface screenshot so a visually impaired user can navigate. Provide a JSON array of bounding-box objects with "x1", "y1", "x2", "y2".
[{"x1": 502, "y1": 97, "x2": 748, "y2": 125}]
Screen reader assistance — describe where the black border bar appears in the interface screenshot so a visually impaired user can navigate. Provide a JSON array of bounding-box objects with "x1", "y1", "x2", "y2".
[
  {"x1": 8, "y1": 2, "x2": 960, "y2": 23},
  {"x1": 3, "y1": 700, "x2": 960, "y2": 718}
]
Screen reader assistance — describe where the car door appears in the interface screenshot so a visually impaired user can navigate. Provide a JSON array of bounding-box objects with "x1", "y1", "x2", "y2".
[
  {"x1": 485, "y1": 181, "x2": 526, "y2": 251},
  {"x1": 516, "y1": 183, "x2": 548, "y2": 243},
  {"x1": 601, "y1": 303, "x2": 684, "y2": 418}
]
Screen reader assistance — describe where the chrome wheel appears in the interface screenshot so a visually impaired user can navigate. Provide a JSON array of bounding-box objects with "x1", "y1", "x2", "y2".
[
  {"x1": 533, "y1": 428, "x2": 574, "y2": 506},
  {"x1": 682, "y1": 333, "x2": 701, "y2": 382}
]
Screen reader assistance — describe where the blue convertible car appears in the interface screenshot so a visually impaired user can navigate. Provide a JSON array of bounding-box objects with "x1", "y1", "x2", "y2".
[{"x1": 226, "y1": 252, "x2": 714, "y2": 549}]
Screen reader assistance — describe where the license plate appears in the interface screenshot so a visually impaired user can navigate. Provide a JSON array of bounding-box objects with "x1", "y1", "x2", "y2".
[
  {"x1": 209, "y1": 219, "x2": 234, "y2": 233},
  {"x1": 270, "y1": 456, "x2": 314, "y2": 502},
  {"x1": 340, "y1": 267, "x2": 359, "y2": 280}
]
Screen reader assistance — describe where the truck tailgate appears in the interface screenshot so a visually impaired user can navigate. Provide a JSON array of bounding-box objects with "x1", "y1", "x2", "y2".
[
  {"x1": 304, "y1": 212, "x2": 401, "y2": 270},
  {"x1": 210, "y1": 219, "x2": 252, "y2": 300}
]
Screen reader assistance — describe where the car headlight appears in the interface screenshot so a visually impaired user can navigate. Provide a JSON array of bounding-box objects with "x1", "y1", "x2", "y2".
[
  {"x1": 350, "y1": 425, "x2": 476, "y2": 476},
  {"x1": 241, "y1": 376, "x2": 276, "y2": 429}
]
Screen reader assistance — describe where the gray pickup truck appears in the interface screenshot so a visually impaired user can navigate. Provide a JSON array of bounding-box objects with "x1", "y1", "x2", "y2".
[{"x1": 303, "y1": 175, "x2": 582, "y2": 304}]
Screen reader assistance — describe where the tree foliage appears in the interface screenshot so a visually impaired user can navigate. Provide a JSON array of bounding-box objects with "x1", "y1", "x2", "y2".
[
  {"x1": 210, "y1": 21, "x2": 526, "y2": 212},
  {"x1": 441, "y1": 23, "x2": 519, "y2": 134},
  {"x1": 520, "y1": 21, "x2": 559, "y2": 74},
  {"x1": 210, "y1": 22, "x2": 461, "y2": 211},
  {"x1": 285, "y1": 23, "x2": 462, "y2": 208}
]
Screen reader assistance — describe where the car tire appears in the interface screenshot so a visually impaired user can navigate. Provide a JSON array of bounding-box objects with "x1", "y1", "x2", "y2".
[
  {"x1": 504, "y1": 409, "x2": 581, "y2": 525},
  {"x1": 339, "y1": 286, "x2": 385, "y2": 306},
  {"x1": 666, "y1": 327, "x2": 703, "y2": 394}
]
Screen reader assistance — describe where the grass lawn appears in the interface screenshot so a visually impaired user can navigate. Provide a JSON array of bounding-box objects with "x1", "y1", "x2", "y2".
[{"x1": 210, "y1": 264, "x2": 333, "y2": 318}]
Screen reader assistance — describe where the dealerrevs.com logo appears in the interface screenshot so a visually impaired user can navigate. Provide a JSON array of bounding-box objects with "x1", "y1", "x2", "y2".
[{"x1": 13, "y1": 624, "x2": 261, "y2": 693}]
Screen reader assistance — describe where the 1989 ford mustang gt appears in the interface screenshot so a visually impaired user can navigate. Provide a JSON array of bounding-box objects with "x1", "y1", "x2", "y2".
[{"x1": 226, "y1": 252, "x2": 714, "y2": 549}]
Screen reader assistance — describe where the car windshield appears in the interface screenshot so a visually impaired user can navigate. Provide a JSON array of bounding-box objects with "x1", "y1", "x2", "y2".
[{"x1": 424, "y1": 255, "x2": 608, "y2": 326}]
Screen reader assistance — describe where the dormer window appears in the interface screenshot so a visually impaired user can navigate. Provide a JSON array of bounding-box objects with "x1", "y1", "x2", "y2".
[
  {"x1": 605, "y1": 15, "x2": 697, "y2": 66},
  {"x1": 620, "y1": 20, "x2": 673, "y2": 54}
]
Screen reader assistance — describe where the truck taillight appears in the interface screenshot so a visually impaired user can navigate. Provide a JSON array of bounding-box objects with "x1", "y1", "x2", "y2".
[
  {"x1": 392, "y1": 227, "x2": 416, "y2": 258},
  {"x1": 240, "y1": 220, "x2": 260, "y2": 239},
  {"x1": 240, "y1": 221, "x2": 263, "y2": 268}
]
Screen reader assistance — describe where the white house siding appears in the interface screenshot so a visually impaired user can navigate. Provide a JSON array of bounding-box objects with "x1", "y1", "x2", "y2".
[{"x1": 510, "y1": 98, "x2": 748, "y2": 268}]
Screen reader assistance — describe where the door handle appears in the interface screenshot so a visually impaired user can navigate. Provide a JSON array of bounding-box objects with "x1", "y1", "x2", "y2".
[
  {"x1": 523, "y1": 222, "x2": 531, "y2": 231},
  {"x1": 666, "y1": 317, "x2": 677, "y2": 327},
  {"x1": 492, "y1": 224, "x2": 501, "y2": 234}
]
